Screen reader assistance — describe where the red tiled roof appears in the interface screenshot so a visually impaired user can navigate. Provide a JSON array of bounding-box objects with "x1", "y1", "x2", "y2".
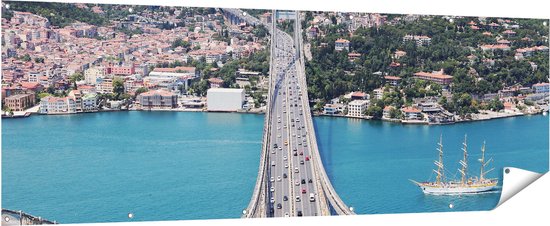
[
  {"x1": 351, "y1": 92, "x2": 367, "y2": 98},
  {"x1": 414, "y1": 71, "x2": 453, "y2": 80},
  {"x1": 402, "y1": 107, "x2": 421, "y2": 113},
  {"x1": 19, "y1": 82, "x2": 41, "y2": 89},
  {"x1": 384, "y1": 76, "x2": 401, "y2": 81},
  {"x1": 153, "y1": 66, "x2": 196, "y2": 73},
  {"x1": 335, "y1": 38, "x2": 350, "y2": 43}
]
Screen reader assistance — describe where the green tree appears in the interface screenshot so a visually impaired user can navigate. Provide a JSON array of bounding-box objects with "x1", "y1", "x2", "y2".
[
  {"x1": 112, "y1": 77, "x2": 125, "y2": 100},
  {"x1": 69, "y1": 72, "x2": 84, "y2": 83}
]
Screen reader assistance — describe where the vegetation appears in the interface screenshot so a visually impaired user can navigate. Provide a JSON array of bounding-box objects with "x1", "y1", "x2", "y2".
[
  {"x1": 306, "y1": 14, "x2": 549, "y2": 115},
  {"x1": 69, "y1": 72, "x2": 84, "y2": 83},
  {"x1": 4, "y1": 1, "x2": 108, "y2": 27}
]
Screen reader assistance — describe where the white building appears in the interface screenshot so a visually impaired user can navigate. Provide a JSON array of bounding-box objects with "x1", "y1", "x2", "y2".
[
  {"x1": 39, "y1": 96, "x2": 77, "y2": 114},
  {"x1": 207, "y1": 88, "x2": 245, "y2": 112},
  {"x1": 82, "y1": 93, "x2": 98, "y2": 112},
  {"x1": 347, "y1": 100, "x2": 369, "y2": 117},
  {"x1": 335, "y1": 38, "x2": 350, "y2": 51},
  {"x1": 84, "y1": 67, "x2": 105, "y2": 85},
  {"x1": 373, "y1": 88, "x2": 384, "y2": 100}
]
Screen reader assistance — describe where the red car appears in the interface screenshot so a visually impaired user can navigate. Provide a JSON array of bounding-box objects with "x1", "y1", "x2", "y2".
[
  {"x1": 301, "y1": 188, "x2": 307, "y2": 194},
  {"x1": 305, "y1": 156, "x2": 310, "y2": 161}
]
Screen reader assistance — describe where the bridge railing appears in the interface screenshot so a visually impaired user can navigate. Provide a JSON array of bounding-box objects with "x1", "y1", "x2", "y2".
[
  {"x1": 294, "y1": 11, "x2": 354, "y2": 215},
  {"x1": 240, "y1": 8, "x2": 277, "y2": 218}
]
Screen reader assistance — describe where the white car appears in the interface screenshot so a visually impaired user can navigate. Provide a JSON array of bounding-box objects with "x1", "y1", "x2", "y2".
[
  {"x1": 277, "y1": 176, "x2": 281, "y2": 181},
  {"x1": 270, "y1": 177, "x2": 274, "y2": 182},
  {"x1": 285, "y1": 163, "x2": 288, "y2": 168},
  {"x1": 284, "y1": 212, "x2": 290, "y2": 217},
  {"x1": 270, "y1": 187, "x2": 275, "y2": 192},
  {"x1": 271, "y1": 197, "x2": 275, "y2": 203},
  {"x1": 283, "y1": 156, "x2": 287, "y2": 161}
]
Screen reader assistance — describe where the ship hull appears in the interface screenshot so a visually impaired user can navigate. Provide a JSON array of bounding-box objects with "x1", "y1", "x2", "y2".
[
  {"x1": 418, "y1": 184, "x2": 496, "y2": 194},
  {"x1": 412, "y1": 180, "x2": 498, "y2": 195}
]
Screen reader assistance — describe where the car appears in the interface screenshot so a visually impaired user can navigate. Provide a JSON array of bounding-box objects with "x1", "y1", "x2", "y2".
[
  {"x1": 277, "y1": 134, "x2": 281, "y2": 138},
  {"x1": 308, "y1": 179, "x2": 313, "y2": 183},
  {"x1": 304, "y1": 143, "x2": 308, "y2": 147},
  {"x1": 270, "y1": 177, "x2": 274, "y2": 182},
  {"x1": 294, "y1": 167, "x2": 299, "y2": 173},
  {"x1": 270, "y1": 186, "x2": 275, "y2": 192},
  {"x1": 300, "y1": 151, "x2": 304, "y2": 156},
  {"x1": 270, "y1": 197, "x2": 275, "y2": 203},
  {"x1": 283, "y1": 196, "x2": 288, "y2": 201},
  {"x1": 295, "y1": 180, "x2": 300, "y2": 186},
  {"x1": 297, "y1": 210, "x2": 303, "y2": 217},
  {"x1": 302, "y1": 188, "x2": 307, "y2": 194},
  {"x1": 285, "y1": 163, "x2": 288, "y2": 168},
  {"x1": 300, "y1": 160, "x2": 304, "y2": 165},
  {"x1": 298, "y1": 142, "x2": 302, "y2": 146},
  {"x1": 283, "y1": 156, "x2": 287, "y2": 161},
  {"x1": 277, "y1": 203, "x2": 282, "y2": 209},
  {"x1": 309, "y1": 193, "x2": 316, "y2": 202},
  {"x1": 278, "y1": 147, "x2": 282, "y2": 151},
  {"x1": 305, "y1": 156, "x2": 310, "y2": 161},
  {"x1": 271, "y1": 150, "x2": 275, "y2": 154},
  {"x1": 301, "y1": 179, "x2": 306, "y2": 184},
  {"x1": 277, "y1": 176, "x2": 281, "y2": 181},
  {"x1": 296, "y1": 196, "x2": 301, "y2": 202},
  {"x1": 297, "y1": 135, "x2": 301, "y2": 138},
  {"x1": 284, "y1": 212, "x2": 290, "y2": 217},
  {"x1": 283, "y1": 173, "x2": 287, "y2": 178},
  {"x1": 293, "y1": 152, "x2": 298, "y2": 156}
]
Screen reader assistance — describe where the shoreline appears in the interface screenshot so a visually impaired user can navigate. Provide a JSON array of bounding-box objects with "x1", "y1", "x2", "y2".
[{"x1": 14, "y1": 105, "x2": 548, "y2": 125}]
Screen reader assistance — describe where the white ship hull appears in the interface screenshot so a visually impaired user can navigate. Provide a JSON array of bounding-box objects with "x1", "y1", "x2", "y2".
[{"x1": 412, "y1": 180, "x2": 498, "y2": 195}]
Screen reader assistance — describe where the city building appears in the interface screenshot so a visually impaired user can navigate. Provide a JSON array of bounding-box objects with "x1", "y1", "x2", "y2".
[
  {"x1": 532, "y1": 83, "x2": 549, "y2": 93},
  {"x1": 384, "y1": 76, "x2": 401, "y2": 86},
  {"x1": 382, "y1": 105, "x2": 395, "y2": 119},
  {"x1": 137, "y1": 90, "x2": 178, "y2": 109},
  {"x1": 373, "y1": 88, "x2": 384, "y2": 100},
  {"x1": 4, "y1": 93, "x2": 35, "y2": 111},
  {"x1": 347, "y1": 99, "x2": 368, "y2": 117},
  {"x1": 335, "y1": 38, "x2": 350, "y2": 51},
  {"x1": 68, "y1": 90, "x2": 83, "y2": 112},
  {"x1": 323, "y1": 104, "x2": 340, "y2": 115},
  {"x1": 402, "y1": 35, "x2": 431, "y2": 46},
  {"x1": 413, "y1": 70, "x2": 453, "y2": 85},
  {"x1": 401, "y1": 107, "x2": 422, "y2": 120},
  {"x1": 81, "y1": 93, "x2": 98, "y2": 112},
  {"x1": 39, "y1": 96, "x2": 77, "y2": 114},
  {"x1": 84, "y1": 67, "x2": 105, "y2": 85},
  {"x1": 208, "y1": 78, "x2": 224, "y2": 88},
  {"x1": 207, "y1": 88, "x2": 245, "y2": 112}
]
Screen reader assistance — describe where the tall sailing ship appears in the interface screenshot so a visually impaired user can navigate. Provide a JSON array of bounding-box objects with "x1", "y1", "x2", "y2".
[{"x1": 410, "y1": 135, "x2": 498, "y2": 195}]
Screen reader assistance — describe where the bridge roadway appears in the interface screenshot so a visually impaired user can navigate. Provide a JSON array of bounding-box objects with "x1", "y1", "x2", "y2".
[{"x1": 221, "y1": 8, "x2": 355, "y2": 218}]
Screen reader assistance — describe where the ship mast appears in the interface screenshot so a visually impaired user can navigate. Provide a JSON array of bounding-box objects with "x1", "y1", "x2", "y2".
[
  {"x1": 434, "y1": 135, "x2": 445, "y2": 185},
  {"x1": 479, "y1": 141, "x2": 494, "y2": 181},
  {"x1": 459, "y1": 134, "x2": 468, "y2": 185}
]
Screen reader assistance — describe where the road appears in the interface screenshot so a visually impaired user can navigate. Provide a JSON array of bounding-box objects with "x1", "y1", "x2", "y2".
[{"x1": 264, "y1": 18, "x2": 321, "y2": 217}]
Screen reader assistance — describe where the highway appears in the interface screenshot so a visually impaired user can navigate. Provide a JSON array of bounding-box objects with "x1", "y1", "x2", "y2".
[
  {"x1": 221, "y1": 8, "x2": 354, "y2": 217},
  {"x1": 266, "y1": 32, "x2": 321, "y2": 216}
]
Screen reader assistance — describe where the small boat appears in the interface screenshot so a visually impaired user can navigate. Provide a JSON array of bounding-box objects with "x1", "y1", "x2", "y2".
[{"x1": 410, "y1": 135, "x2": 498, "y2": 195}]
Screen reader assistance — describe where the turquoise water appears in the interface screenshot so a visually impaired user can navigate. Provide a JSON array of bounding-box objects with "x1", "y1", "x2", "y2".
[
  {"x1": 315, "y1": 115, "x2": 549, "y2": 214},
  {"x1": 2, "y1": 112, "x2": 548, "y2": 223}
]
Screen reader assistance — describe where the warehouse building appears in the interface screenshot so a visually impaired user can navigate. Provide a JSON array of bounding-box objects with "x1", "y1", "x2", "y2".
[{"x1": 207, "y1": 88, "x2": 245, "y2": 112}]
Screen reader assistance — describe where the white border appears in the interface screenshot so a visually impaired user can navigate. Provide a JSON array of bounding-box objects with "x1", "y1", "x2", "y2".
[{"x1": 1, "y1": 0, "x2": 549, "y2": 225}]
